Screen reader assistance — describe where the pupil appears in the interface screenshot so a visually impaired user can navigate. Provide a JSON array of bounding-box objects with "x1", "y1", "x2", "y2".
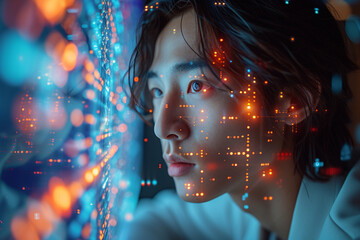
[{"x1": 192, "y1": 81, "x2": 201, "y2": 91}]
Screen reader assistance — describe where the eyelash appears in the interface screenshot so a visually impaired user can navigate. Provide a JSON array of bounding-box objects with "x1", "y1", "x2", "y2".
[{"x1": 150, "y1": 80, "x2": 212, "y2": 99}]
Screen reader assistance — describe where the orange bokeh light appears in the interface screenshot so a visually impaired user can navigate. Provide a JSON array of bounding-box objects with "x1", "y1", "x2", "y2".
[
  {"x1": 52, "y1": 185, "x2": 71, "y2": 211},
  {"x1": 84, "y1": 171, "x2": 94, "y2": 183},
  {"x1": 34, "y1": 0, "x2": 67, "y2": 25},
  {"x1": 84, "y1": 59, "x2": 95, "y2": 72},
  {"x1": 85, "y1": 73, "x2": 95, "y2": 84},
  {"x1": 92, "y1": 167, "x2": 100, "y2": 176},
  {"x1": 11, "y1": 216, "x2": 40, "y2": 240},
  {"x1": 61, "y1": 42, "x2": 78, "y2": 71},
  {"x1": 86, "y1": 89, "x2": 96, "y2": 100},
  {"x1": 84, "y1": 114, "x2": 96, "y2": 125},
  {"x1": 45, "y1": 31, "x2": 66, "y2": 61},
  {"x1": 118, "y1": 123, "x2": 127, "y2": 133},
  {"x1": 70, "y1": 109, "x2": 84, "y2": 127}
]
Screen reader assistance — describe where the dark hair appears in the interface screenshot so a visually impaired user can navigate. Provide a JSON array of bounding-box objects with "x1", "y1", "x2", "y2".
[{"x1": 124, "y1": 0, "x2": 357, "y2": 180}]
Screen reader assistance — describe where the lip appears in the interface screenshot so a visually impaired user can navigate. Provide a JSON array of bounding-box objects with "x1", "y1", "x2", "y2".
[{"x1": 164, "y1": 154, "x2": 195, "y2": 177}]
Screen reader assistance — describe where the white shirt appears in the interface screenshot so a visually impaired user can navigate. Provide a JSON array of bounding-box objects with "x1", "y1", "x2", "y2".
[{"x1": 128, "y1": 161, "x2": 360, "y2": 239}]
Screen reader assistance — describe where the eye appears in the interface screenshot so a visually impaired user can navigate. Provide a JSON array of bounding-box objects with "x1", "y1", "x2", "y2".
[
  {"x1": 188, "y1": 80, "x2": 211, "y2": 94},
  {"x1": 150, "y1": 88, "x2": 163, "y2": 98}
]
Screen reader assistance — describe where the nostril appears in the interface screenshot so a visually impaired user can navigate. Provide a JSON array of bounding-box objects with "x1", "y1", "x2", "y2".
[{"x1": 167, "y1": 133, "x2": 179, "y2": 140}]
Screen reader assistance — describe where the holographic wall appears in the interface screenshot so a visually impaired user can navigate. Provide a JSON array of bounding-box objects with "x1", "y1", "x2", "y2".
[{"x1": 0, "y1": 0, "x2": 143, "y2": 239}]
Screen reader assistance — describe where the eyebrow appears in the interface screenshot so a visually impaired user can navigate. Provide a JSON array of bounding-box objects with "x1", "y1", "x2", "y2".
[{"x1": 147, "y1": 60, "x2": 209, "y2": 79}]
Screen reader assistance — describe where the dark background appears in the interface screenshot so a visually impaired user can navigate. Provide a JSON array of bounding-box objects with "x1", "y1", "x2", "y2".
[{"x1": 139, "y1": 123, "x2": 175, "y2": 198}]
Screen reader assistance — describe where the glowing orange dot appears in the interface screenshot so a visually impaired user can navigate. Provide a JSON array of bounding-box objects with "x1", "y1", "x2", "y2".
[
  {"x1": 34, "y1": 0, "x2": 67, "y2": 25},
  {"x1": 92, "y1": 167, "x2": 100, "y2": 176},
  {"x1": 53, "y1": 185, "x2": 71, "y2": 210},
  {"x1": 85, "y1": 73, "x2": 95, "y2": 84},
  {"x1": 118, "y1": 123, "x2": 127, "y2": 133},
  {"x1": 70, "y1": 109, "x2": 84, "y2": 127},
  {"x1": 109, "y1": 218, "x2": 117, "y2": 227},
  {"x1": 86, "y1": 89, "x2": 96, "y2": 100},
  {"x1": 84, "y1": 114, "x2": 96, "y2": 125},
  {"x1": 45, "y1": 31, "x2": 66, "y2": 61},
  {"x1": 61, "y1": 43, "x2": 78, "y2": 71},
  {"x1": 94, "y1": 70, "x2": 100, "y2": 79},
  {"x1": 85, "y1": 59, "x2": 95, "y2": 72},
  {"x1": 134, "y1": 77, "x2": 139, "y2": 82},
  {"x1": 125, "y1": 213, "x2": 133, "y2": 221},
  {"x1": 84, "y1": 171, "x2": 94, "y2": 183}
]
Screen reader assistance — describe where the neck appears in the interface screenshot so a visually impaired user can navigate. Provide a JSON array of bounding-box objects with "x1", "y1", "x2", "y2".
[{"x1": 229, "y1": 158, "x2": 302, "y2": 240}]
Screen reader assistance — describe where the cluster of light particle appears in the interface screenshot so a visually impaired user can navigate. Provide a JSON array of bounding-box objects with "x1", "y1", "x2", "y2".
[
  {"x1": 144, "y1": 2, "x2": 159, "y2": 12},
  {"x1": 179, "y1": 105, "x2": 195, "y2": 108},
  {"x1": 263, "y1": 196, "x2": 273, "y2": 201},
  {"x1": 214, "y1": 1, "x2": 226, "y2": 6},
  {"x1": 141, "y1": 179, "x2": 158, "y2": 187},
  {"x1": 0, "y1": 0, "x2": 143, "y2": 239}
]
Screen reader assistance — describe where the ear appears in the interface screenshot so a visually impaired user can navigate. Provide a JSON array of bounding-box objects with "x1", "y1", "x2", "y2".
[{"x1": 277, "y1": 85, "x2": 321, "y2": 126}]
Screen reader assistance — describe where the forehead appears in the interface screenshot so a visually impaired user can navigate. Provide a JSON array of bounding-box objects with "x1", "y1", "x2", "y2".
[{"x1": 150, "y1": 9, "x2": 201, "y2": 72}]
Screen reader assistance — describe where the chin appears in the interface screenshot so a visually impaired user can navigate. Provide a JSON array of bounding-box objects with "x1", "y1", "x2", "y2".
[{"x1": 174, "y1": 184, "x2": 223, "y2": 203}]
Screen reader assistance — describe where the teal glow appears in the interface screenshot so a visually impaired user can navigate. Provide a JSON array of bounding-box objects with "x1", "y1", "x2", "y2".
[
  {"x1": 345, "y1": 15, "x2": 360, "y2": 43},
  {"x1": 0, "y1": 31, "x2": 41, "y2": 86}
]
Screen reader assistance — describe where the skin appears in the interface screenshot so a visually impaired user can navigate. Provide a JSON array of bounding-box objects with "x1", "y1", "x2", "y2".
[{"x1": 148, "y1": 9, "x2": 302, "y2": 240}]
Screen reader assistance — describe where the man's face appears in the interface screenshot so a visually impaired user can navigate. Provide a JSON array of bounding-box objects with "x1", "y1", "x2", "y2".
[{"x1": 148, "y1": 9, "x2": 284, "y2": 202}]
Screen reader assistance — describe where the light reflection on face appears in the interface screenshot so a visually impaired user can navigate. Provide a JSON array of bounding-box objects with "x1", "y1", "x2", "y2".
[{"x1": 148, "y1": 9, "x2": 285, "y2": 203}]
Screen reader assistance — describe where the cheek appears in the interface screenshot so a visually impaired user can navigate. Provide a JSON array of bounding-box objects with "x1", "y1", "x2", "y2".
[
  {"x1": 190, "y1": 99, "x2": 267, "y2": 172},
  {"x1": 192, "y1": 98, "x2": 256, "y2": 148}
]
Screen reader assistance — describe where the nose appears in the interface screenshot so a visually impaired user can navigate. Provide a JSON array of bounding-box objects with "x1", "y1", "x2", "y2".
[{"x1": 153, "y1": 93, "x2": 190, "y2": 141}]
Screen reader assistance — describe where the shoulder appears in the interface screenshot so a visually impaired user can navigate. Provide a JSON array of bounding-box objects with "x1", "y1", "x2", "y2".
[
  {"x1": 328, "y1": 160, "x2": 360, "y2": 239},
  {"x1": 129, "y1": 190, "x2": 260, "y2": 240},
  {"x1": 289, "y1": 160, "x2": 360, "y2": 240}
]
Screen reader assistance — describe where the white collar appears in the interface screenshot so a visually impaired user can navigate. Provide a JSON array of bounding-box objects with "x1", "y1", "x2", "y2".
[{"x1": 288, "y1": 173, "x2": 345, "y2": 240}]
